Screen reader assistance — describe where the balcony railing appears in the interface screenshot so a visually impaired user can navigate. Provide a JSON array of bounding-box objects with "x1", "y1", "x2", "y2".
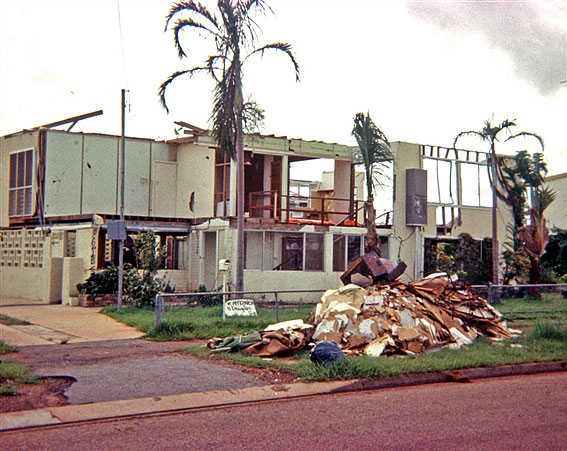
[{"x1": 248, "y1": 191, "x2": 369, "y2": 226}]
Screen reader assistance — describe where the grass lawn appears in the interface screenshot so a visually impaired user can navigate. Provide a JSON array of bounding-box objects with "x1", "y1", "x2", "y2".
[
  {"x1": 497, "y1": 293, "x2": 567, "y2": 325},
  {"x1": 102, "y1": 304, "x2": 314, "y2": 340},
  {"x1": 182, "y1": 321, "x2": 567, "y2": 382},
  {"x1": 0, "y1": 340, "x2": 17, "y2": 354},
  {"x1": 103, "y1": 295, "x2": 567, "y2": 382},
  {"x1": 0, "y1": 361, "x2": 39, "y2": 396}
]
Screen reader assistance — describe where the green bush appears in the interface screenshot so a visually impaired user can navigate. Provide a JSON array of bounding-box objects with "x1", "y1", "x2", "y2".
[
  {"x1": 76, "y1": 231, "x2": 170, "y2": 307},
  {"x1": 77, "y1": 264, "x2": 137, "y2": 297},
  {"x1": 129, "y1": 274, "x2": 169, "y2": 307}
]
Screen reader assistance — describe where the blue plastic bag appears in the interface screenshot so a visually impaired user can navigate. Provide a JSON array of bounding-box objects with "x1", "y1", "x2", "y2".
[{"x1": 310, "y1": 341, "x2": 346, "y2": 366}]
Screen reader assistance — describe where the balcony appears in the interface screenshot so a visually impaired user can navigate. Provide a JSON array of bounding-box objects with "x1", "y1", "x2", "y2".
[{"x1": 248, "y1": 190, "x2": 369, "y2": 227}]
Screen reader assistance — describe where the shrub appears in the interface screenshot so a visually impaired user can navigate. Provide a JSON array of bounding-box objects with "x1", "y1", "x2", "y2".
[
  {"x1": 77, "y1": 264, "x2": 137, "y2": 297},
  {"x1": 129, "y1": 274, "x2": 169, "y2": 307},
  {"x1": 76, "y1": 231, "x2": 170, "y2": 307}
]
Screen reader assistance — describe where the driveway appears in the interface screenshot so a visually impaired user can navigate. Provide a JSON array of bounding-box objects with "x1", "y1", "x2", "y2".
[
  {"x1": 8, "y1": 339, "x2": 269, "y2": 405},
  {"x1": 1, "y1": 302, "x2": 143, "y2": 346},
  {"x1": 1, "y1": 302, "x2": 270, "y2": 406}
]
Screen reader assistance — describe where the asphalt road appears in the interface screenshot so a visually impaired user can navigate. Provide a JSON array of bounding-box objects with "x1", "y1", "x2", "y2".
[
  {"x1": 8, "y1": 339, "x2": 269, "y2": 404},
  {"x1": 3, "y1": 372, "x2": 565, "y2": 450}
]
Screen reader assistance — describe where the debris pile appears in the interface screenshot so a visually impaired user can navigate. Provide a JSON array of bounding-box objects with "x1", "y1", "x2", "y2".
[
  {"x1": 310, "y1": 273, "x2": 512, "y2": 357},
  {"x1": 207, "y1": 257, "x2": 514, "y2": 359}
]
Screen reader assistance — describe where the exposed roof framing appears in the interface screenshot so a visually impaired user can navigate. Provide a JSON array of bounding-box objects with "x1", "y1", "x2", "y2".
[
  {"x1": 421, "y1": 145, "x2": 489, "y2": 163},
  {"x1": 2, "y1": 110, "x2": 104, "y2": 138},
  {"x1": 175, "y1": 121, "x2": 209, "y2": 137},
  {"x1": 40, "y1": 110, "x2": 103, "y2": 131}
]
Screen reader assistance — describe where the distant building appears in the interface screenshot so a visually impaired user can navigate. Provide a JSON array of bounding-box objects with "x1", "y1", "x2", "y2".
[{"x1": 544, "y1": 172, "x2": 567, "y2": 231}]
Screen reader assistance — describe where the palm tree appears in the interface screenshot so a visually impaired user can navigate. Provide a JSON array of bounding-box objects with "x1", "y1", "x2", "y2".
[
  {"x1": 159, "y1": 0, "x2": 299, "y2": 292},
  {"x1": 453, "y1": 119, "x2": 544, "y2": 285},
  {"x1": 352, "y1": 112, "x2": 393, "y2": 255},
  {"x1": 501, "y1": 151, "x2": 554, "y2": 286},
  {"x1": 518, "y1": 185, "x2": 555, "y2": 286}
]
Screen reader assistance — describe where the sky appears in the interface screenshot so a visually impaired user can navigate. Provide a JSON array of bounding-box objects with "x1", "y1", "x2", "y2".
[{"x1": 1, "y1": 0, "x2": 566, "y2": 177}]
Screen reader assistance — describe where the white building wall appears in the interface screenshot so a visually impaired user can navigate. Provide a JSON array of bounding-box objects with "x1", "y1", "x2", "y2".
[
  {"x1": 176, "y1": 143, "x2": 216, "y2": 219},
  {"x1": 545, "y1": 174, "x2": 567, "y2": 230}
]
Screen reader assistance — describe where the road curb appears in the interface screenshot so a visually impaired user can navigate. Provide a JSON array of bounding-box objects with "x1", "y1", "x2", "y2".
[
  {"x1": 1, "y1": 360, "x2": 565, "y2": 432},
  {"x1": 332, "y1": 360, "x2": 567, "y2": 393}
]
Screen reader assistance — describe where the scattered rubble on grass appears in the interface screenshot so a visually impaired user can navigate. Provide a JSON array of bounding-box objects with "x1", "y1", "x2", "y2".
[{"x1": 208, "y1": 320, "x2": 314, "y2": 357}]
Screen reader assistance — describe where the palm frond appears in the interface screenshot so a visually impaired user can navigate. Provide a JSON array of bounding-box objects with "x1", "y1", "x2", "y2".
[
  {"x1": 242, "y1": 99, "x2": 265, "y2": 133},
  {"x1": 518, "y1": 221, "x2": 549, "y2": 259},
  {"x1": 533, "y1": 186, "x2": 556, "y2": 216},
  {"x1": 500, "y1": 118, "x2": 517, "y2": 130},
  {"x1": 165, "y1": 1, "x2": 218, "y2": 32},
  {"x1": 246, "y1": 42, "x2": 300, "y2": 81},
  {"x1": 158, "y1": 67, "x2": 209, "y2": 113},
  {"x1": 505, "y1": 131, "x2": 544, "y2": 152},
  {"x1": 453, "y1": 130, "x2": 487, "y2": 149},
  {"x1": 172, "y1": 18, "x2": 219, "y2": 58},
  {"x1": 205, "y1": 54, "x2": 226, "y2": 82},
  {"x1": 242, "y1": 0, "x2": 269, "y2": 14},
  {"x1": 352, "y1": 112, "x2": 392, "y2": 198}
]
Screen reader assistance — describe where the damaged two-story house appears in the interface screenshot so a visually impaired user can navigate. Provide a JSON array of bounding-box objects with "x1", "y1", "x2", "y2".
[{"x1": 1, "y1": 113, "x2": 511, "y2": 304}]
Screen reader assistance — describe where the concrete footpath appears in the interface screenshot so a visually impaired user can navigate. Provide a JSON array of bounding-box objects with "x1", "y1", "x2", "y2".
[
  {"x1": 1, "y1": 302, "x2": 144, "y2": 345},
  {"x1": 1, "y1": 302, "x2": 268, "y2": 405}
]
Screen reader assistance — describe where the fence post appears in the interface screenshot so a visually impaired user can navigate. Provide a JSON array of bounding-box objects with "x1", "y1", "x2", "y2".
[
  {"x1": 275, "y1": 291, "x2": 279, "y2": 322},
  {"x1": 155, "y1": 293, "x2": 164, "y2": 328}
]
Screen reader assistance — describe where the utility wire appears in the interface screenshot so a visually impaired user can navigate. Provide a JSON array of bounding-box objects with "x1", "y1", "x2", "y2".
[{"x1": 116, "y1": 0, "x2": 129, "y2": 90}]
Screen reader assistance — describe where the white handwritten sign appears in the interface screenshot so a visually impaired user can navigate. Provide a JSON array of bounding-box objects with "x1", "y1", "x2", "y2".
[{"x1": 224, "y1": 299, "x2": 257, "y2": 317}]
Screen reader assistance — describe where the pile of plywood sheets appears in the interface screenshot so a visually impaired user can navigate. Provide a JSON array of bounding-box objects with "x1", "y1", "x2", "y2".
[{"x1": 310, "y1": 273, "x2": 512, "y2": 357}]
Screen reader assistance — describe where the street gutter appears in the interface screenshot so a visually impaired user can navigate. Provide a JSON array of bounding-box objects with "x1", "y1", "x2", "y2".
[{"x1": 1, "y1": 360, "x2": 565, "y2": 432}]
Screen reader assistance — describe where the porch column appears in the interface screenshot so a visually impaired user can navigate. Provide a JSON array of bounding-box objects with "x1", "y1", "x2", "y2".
[
  {"x1": 281, "y1": 154, "x2": 289, "y2": 221},
  {"x1": 323, "y1": 232, "x2": 334, "y2": 274},
  {"x1": 198, "y1": 230, "x2": 205, "y2": 286},
  {"x1": 229, "y1": 158, "x2": 237, "y2": 216}
]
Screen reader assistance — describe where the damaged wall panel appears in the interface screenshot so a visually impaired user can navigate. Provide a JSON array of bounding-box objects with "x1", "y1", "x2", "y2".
[{"x1": 44, "y1": 131, "x2": 83, "y2": 215}]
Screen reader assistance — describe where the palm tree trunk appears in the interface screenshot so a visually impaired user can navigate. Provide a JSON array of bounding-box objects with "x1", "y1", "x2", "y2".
[
  {"x1": 528, "y1": 257, "x2": 541, "y2": 298},
  {"x1": 364, "y1": 195, "x2": 380, "y2": 255},
  {"x1": 490, "y1": 154, "x2": 500, "y2": 286}
]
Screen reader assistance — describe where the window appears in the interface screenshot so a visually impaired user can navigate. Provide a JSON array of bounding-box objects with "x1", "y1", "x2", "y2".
[
  {"x1": 9, "y1": 149, "x2": 34, "y2": 217},
  {"x1": 110, "y1": 233, "x2": 189, "y2": 270},
  {"x1": 163, "y1": 235, "x2": 189, "y2": 270},
  {"x1": 245, "y1": 230, "x2": 324, "y2": 271},
  {"x1": 281, "y1": 235, "x2": 303, "y2": 270},
  {"x1": 423, "y1": 155, "x2": 491, "y2": 208},
  {"x1": 305, "y1": 234, "x2": 324, "y2": 271},
  {"x1": 333, "y1": 235, "x2": 363, "y2": 271},
  {"x1": 460, "y1": 163, "x2": 492, "y2": 207},
  {"x1": 333, "y1": 234, "x2": 389, "y2": 271}
]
